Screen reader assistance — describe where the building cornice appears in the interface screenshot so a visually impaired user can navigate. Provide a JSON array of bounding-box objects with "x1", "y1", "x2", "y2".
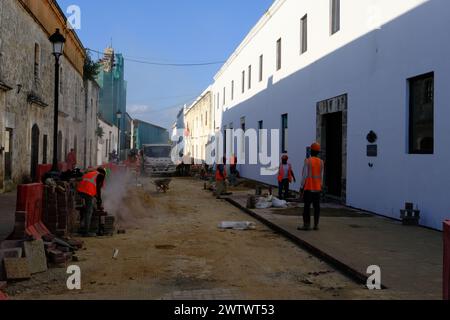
[
  {"x1": 214, "y1": 0, "x2": 286, "y2": 81},
  {"x1": 16, "y1": 0, "x2": 86, "y2": 76}
]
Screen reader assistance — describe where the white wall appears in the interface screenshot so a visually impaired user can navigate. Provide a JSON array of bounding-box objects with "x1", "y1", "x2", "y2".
[
  {"x1": 97, "y1": 119, "x2": 119, "y2": 166},
  {"x1": 210, "y1": 0, "x2": 450, "y2": 230}
]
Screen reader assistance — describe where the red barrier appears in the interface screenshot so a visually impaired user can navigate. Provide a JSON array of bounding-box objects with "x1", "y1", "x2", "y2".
[
  {"x1": 15, "y1": 183, "x2": 49, "y2": 240},
  {"x1": 58, "y1": 162, "x2": 69, "y2": 172},
  {"x1": 35, "y1": 164, "x2": 52, "y2": 182},
  {"x1": 444, "y1": 220, "x2": 450, "y2": 300}
]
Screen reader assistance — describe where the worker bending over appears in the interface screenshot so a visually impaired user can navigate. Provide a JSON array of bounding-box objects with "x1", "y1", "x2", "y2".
[
  {"x1": 277, "y1": 155, "x2": 296, "y2": 200},
  {"x1": 77, "y1": 167, "x2": 106, "y2": 237},
  {"x1": 215, "y1": 157, "x2": 228, "y2": 199}
]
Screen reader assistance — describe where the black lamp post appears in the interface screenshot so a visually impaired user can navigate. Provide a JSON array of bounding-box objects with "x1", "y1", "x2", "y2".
[
  {"x1": 116, "y1": 110, "x2": 122, "y2": 162},
  {"x1": 49, "y1": 29, "x2": 66, "y2": 172}
]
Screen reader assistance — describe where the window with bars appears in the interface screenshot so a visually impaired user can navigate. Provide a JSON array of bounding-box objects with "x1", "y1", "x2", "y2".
[
  {"x1": 34, "y1": 43, "x2": 40, "y2": 83},
  {"x1": 281, "y1": 114, "x2": 288, "y2": 153}
]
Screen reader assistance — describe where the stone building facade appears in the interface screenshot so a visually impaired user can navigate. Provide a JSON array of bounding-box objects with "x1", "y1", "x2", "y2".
[
  {"x1": 0, "y1": 0, "x2": 95, "y2": 192},
  {"x1": 83, "y1": 79, "x2": 100, "y2": 169}
]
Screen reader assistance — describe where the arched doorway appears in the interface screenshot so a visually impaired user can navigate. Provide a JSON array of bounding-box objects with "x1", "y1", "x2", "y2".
[{"x1": 31, "y1": 124, "x2": 40, "y2": 181}]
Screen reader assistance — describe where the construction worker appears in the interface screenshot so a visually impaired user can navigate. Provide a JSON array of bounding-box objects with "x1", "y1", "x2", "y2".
[
  {"x1": 229, "y1": 154, "x2": 238, "y2": 186},
  {"x1": 278, "y1": 155, "x2": 296, "y2": 200},
  {"x1": 215, "y1": 156, "x2": 227, "y2": 198},
  {"x1": 298, "y1": 143, "x2": 324, "y2": 231},
  {"x1": 77, "y1": 167, "x2": 106, "y2": 237}
]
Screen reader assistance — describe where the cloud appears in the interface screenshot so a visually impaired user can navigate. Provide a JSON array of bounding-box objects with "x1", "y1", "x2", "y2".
[
  {"x1": 128, "y1": 104, "x2": 152, "y2": 114},
  {"x1": 127, "y1": 104, "x2": 181, "y2": 129}
]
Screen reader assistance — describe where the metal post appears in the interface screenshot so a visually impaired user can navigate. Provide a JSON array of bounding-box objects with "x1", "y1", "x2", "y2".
[{"x1": 51, "y1": 56, "x2": 60, "y2": 172}]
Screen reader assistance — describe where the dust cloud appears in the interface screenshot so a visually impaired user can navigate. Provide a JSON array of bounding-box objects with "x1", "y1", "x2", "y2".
[{"x1": 102, "y1": 168, "x2": 153, "y2": 229}]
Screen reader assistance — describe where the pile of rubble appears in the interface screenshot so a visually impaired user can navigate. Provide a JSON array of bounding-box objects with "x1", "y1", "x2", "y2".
[
  {"x1": 0, "y1": 235, "x2": 83, "y2": 299},
  {"x1": 0, "y1": 173, "x2": 117, "y2": 299}
]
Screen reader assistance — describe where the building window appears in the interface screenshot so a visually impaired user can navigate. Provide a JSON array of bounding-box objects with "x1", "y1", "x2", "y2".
[
  {"x1": 259, "y1": 55, "x2": 264, "y2": 82},
  {"x1": 281, "y1": 114, "x2": 288, "y2": 153},
  {"x1": 258, "y1": 120, "x2": 263, "y2": 152},
  {"x1": 34, "y1": 43, "x2": 40, "y2": 82},
  {"x1": 331, "y1": 0, "x2": 341, "y2": 35},
  {"x1": 248, "y1": 65, "x2": 252, "y2": 89},
  {"x1": 223, "y1": 87, "x2": 226, "y2": 106},
  {"x1": 242, "y1": 70, "x2": 245, "y2": 93},
  {"x1": 217, "y1": 93, "x2": 220, "y2": 110},
  {"x1": 276, "y1": 38, "x2": 282, "y2": 71},
  {"x1": 409, "y1": 72, "x2": 434, "y2": 154},
  {"x1": 231, "y1": 80, "x2": 235, "y2": 100},
  {"x1": 43, "y1": 135, "x2": 48, "y2": 164},
  {"x1": 301, "y1": 14, "x2": 308, "y2": 54},
  {"x1": 240, "y1": 117, "x2": 246, "y2": 155}
]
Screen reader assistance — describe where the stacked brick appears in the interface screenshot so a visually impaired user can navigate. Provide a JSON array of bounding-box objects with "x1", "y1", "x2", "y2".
[{"x1": 43, "y1": 181, "x2": 78, "y2": 237}]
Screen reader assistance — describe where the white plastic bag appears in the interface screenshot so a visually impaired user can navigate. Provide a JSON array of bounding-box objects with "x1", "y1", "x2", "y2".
[
  {"x1": 272, "y1": 197, "x2": 288, "y2": 208},
  {"x1": 218, "y1": 221, "x2": 257, "y2": 230},
  {"x1": 255, "y1": 199, "x2": 273, "y2": 209}
]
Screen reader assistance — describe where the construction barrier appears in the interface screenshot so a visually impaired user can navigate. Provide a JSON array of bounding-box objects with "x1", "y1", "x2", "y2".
[
  {"x1": 15, "y1": 183, "x2": 49, "y2": 240},
  {"x1": 444, "y1": 220, "x2": 450, "y2": 300},
  {"x1": 58, "y1": 162, "x2": 69, "y2": 172},
  {"x1": 35, "y1": 164, "x2": 52, "y2": 183}
]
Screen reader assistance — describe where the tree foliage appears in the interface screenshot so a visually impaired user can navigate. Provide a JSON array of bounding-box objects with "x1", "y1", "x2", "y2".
[{"x1": 84, "y1": 52, "x2": 100, "y2": 81}]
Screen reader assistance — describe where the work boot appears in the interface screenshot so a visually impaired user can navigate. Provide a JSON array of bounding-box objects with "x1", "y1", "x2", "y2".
[
  {"x1": 314, "y1": 225, "x2": 320, "y2": 231},
  {"x1": 298, "y1": 225, "x2": 311, "y2": 231}
]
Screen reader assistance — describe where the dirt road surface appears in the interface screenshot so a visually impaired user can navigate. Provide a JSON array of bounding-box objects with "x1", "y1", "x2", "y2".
[{"x1": 6, "y1": 177, "x2": 396, "y2": 300}]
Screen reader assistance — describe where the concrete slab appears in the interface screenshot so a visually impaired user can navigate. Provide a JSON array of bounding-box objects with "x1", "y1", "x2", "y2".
[
  {"x1": 227, "y1": 192, "x2": 443, "y2": 299},
  {"x1": 23, "y1": 240, "x2": 48, "y2": 274}
]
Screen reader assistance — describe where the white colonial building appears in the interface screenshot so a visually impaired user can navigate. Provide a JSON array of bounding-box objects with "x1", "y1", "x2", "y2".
[{"x1": 206, "y1": 0, "x2": 450, "y2": 230}]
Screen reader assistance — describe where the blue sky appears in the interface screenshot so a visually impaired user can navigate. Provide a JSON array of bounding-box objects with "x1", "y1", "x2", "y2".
[{"x1": 57, "y1": 0, "x2": 274, "y2": 129}]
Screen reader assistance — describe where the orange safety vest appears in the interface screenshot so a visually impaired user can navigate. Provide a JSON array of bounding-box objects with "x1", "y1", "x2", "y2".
[
  {"x1": 304, "y1": 157, "x2": 323, "y2": 191},
  {"x1": 278, "y1": 163, "x2": 294, "y2": 183},
  {"x1": 216, "y1": 166, "x2": 227, "y2": 181},
  {"x1": 77, "y1": 171, "x2": 99, "y2": 197}
]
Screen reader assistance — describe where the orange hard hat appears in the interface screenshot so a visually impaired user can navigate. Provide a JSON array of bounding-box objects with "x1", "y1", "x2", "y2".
[{"x1": 311, "y1": 143, "x2": 321, "y2": 152}]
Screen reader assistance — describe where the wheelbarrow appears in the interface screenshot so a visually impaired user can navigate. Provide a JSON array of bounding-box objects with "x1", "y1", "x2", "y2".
[{"x1": 153, "y1": 178, "x2": 172, "y2": 193}]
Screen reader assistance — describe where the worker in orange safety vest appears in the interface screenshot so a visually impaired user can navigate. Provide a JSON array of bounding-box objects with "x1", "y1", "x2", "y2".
[
  {"x1": 77, "y1": 167, "x2": 106, "y2": 237},
  {"x1": 215, "y1": 157, "x2": 228, "y2": 198},
  {"x1": 298, "y1": 143, "x2": 324, "y2": 231},
  {"x1": 277, "y1": 155, "x2": 296, "y2": 200}
]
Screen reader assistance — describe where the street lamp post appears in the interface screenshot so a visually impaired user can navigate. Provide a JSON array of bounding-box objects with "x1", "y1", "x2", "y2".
[
  {"x1": 49, "y1": 29, "x2": 66, "y2": 172},
  {"x1": 116, "y1": 110, "x2": 122, "y2": 162}
]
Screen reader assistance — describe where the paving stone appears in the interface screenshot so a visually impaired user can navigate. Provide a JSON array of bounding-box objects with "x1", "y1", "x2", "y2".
[{"x1": 3, "y1": 258, "x2": 31, "y2": 280}]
